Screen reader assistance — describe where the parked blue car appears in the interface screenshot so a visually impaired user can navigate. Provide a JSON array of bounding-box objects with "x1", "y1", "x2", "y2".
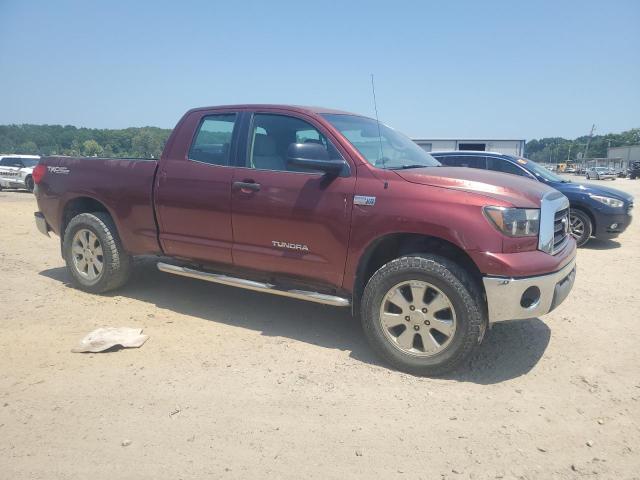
[{"x1": 431, "y1": 151, "x2": 634, "y2": 247}]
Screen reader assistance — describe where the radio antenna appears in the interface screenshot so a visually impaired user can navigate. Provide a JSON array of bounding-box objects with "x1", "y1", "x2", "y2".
[{"x1": 370, "y1": 74, "x2": 385, "y2": 169}]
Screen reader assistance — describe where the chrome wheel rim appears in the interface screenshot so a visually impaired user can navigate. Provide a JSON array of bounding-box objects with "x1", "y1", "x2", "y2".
[
  {"x1": 569, "y1": 214, "x2": 585, "y2": 239},
  {"x1": 379, "y1": 280, "x2": 456, "y2": 357},
  {"x1": 71, "y1": 229, "x2": 104, "y2": 282}
]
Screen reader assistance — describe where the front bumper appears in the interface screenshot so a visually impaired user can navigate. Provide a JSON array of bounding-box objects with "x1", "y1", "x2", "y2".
[
  {"x1": 34, "y1": 212, "x2": 50, "y2": 237},
  {"x1": 0, "y1": 178, "x2": 27, "y2": 189},
  {"x1": 592, "y1": 209, "x2": 632, "y2": 239},
  {"x1": 483, "y1": 256, "x2": 576, "y2": 323}
]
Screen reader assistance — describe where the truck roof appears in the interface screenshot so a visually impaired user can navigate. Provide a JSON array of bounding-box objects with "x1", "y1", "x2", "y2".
[{"x1": 185, "y1": 104, "x2": 363, "y2": 117}]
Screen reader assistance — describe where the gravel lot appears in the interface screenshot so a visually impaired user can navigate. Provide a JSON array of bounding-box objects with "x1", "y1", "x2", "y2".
[{"x1": 1, "y1": 176, "x2": 639, "y2": 479}]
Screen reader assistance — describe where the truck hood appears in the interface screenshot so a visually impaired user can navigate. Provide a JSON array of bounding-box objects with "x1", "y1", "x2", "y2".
[
  {"x1": 549, "y1": 180, "x2": 634, "y2": 203},
  {"x1": 394, "y1": 166, "x2": 553, "y2": 208}
]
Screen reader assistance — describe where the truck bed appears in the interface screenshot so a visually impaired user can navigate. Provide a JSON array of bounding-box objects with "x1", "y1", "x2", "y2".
[{"x1": 37, "y1": 156, "x2": 162, "y2": 255}]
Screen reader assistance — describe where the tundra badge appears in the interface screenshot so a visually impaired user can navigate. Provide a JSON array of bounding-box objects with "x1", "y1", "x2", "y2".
[{"x1": 272, "y1": 241, "x2": 309, "y2": 252}]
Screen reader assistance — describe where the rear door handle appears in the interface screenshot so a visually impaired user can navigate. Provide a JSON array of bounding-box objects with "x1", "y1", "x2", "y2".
[{"x1": 233, "y1": 181, "x2": 261, "y2": 193}]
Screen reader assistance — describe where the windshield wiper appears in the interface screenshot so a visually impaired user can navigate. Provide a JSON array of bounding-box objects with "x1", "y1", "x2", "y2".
[{"x1": 389, "y1": 164, "x2": 432, "y2": 170}]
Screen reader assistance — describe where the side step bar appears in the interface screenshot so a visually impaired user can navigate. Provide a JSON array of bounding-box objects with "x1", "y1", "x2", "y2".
[{"x1": 157, "y1": 262, "x2": 351, "y2": 307}]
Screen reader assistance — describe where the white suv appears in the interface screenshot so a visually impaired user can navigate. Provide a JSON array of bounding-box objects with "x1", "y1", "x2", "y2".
[{"x1": 0, "y1": 155, "x2": 41, "y2": 192}]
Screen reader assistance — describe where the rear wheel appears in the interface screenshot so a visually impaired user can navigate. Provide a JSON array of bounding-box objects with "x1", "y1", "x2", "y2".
[
  {"x1": 569, "y1": 209, "x2": 592, "y2": 247},
  {"x1": 63, "y1": 212, "x2": 132, "y2": 293},
  {"x1": 361, "y1": 254, "x2": 484, "y2": 376}
]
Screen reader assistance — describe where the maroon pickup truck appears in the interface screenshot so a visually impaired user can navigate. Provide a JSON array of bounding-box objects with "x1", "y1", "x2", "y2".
[{"x1": 33, "y1": 105, "x2": 576, "y2": 375}]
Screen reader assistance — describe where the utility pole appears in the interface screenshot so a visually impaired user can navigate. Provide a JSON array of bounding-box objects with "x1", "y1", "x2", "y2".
[
  {"x1": 583, "y1": 124, "x2": 596, "y2": 164},
  {"x1": 567, "y1": 143, "x2": 572, "y2": 162}
]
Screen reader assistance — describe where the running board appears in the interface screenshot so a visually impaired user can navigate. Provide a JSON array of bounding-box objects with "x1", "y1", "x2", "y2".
[{"x1": 157, "y1": 262, "x2": 351, "y2": 307}]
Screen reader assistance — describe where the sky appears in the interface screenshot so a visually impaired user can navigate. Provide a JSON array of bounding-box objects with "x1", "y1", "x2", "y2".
[{"x1": 0, "y1": 0, "x2": 638, "y2": 140}]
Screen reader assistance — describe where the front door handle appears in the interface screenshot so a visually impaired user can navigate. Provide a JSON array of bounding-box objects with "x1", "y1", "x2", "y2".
[{"x1": 233, "y1": 181, "x2": 261, "y2": 193}]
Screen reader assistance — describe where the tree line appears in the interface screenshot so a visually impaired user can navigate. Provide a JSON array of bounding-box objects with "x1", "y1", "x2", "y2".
[
  {"x1": 1, "y1": 123, "x2": 638, "y2": 162},
  {"x1": 0, "y1": 124, "x2": 171, "y2": 159},
  {"x1": 525, "y1": 128, "x2": 640, "y2": 164}
]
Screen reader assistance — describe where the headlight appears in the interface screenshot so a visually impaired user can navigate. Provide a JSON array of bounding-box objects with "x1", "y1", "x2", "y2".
[
  {"x1": 589, "y1": 194, "x2": 624, "y2": 208},
  {"x1": 483, "y1": 207, "x2": 540, "y2": 237}
]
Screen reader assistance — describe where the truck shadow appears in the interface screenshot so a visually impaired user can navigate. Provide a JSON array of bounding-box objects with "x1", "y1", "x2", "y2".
[
  {"x1": 582, "y1": 238, "x2": 621, "y2": 250},
  {"x1": 39, "y1": 257, "x2": 550, "y2": 385}
]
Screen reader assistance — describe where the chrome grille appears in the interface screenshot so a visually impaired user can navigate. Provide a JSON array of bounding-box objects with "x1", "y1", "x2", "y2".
[
  {"x1": 554, "y1": 208, "x2": 569, "y2": 251},
  {"x1": 538, "y1": 191, "x2": 570, "y2": 255}
]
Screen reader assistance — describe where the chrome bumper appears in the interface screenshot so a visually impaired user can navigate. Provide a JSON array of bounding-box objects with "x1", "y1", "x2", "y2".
[
  {"x1": 34, "y1": 212, "x2": 50, "y2": 237},
  {"x1": 483, "y1": 257, "x2": 576, "y2": 323}
]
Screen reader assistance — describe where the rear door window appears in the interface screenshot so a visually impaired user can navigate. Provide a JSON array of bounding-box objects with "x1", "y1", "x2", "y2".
[
  {"x1": 437, "y1": 155, "x2": 486, "y2": 169},
  {"x1": 188, "y1": 114, "x2": 237, "y2": 166},
  {"x1": 487, "y1": 157, "x2": 530, "y2": 177}
]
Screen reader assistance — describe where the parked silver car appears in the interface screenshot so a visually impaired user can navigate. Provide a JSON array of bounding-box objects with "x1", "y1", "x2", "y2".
[{"x1": 586, "y1": 167, "x2": 616, "y2": 181}]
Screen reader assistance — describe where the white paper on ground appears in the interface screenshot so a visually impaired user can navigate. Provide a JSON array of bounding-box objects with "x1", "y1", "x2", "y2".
[{"x1": 72, "y1": 327, "x2": 149, "y2": 353}]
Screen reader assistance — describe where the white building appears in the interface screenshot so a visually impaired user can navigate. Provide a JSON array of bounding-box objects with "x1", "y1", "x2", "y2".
[
  {"x1": 413, "y1": 138, "x2": 526, "y2": 156},
  {"x1": 608, "y1": 145, "x2": 640, "y2": 169}
]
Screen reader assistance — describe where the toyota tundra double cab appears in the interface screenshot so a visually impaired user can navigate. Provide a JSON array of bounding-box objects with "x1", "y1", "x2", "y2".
[{"x1": 33, "y1": 105, "x2": 577, "y2": 375}]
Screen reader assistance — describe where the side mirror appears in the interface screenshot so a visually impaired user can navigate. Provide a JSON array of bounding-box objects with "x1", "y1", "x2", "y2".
[{"x1": 286, "y1": 143, "x2": 347, "y2": 176}]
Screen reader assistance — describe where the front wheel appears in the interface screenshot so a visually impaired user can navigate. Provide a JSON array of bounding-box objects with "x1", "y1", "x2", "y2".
[
  {"x1": 63, "y1": 212, "x2": 132, "y2": 293},
  {"x1": 569, "y1": 209, "x2": 593, "y2": 247},
  {"x1": 361, "y1": 255, "x2": 485, "y2": 376},
  {"x1": 25, "y1": 176, "x2": 34, "y2": 192}
]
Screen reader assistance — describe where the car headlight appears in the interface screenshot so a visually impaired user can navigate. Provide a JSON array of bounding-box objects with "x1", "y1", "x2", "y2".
[
  {"x1": 483, "y1": 207, "x2": 540, "y2": 237},
  {"x1": 589, "y1": 194, "x2": 624, "y2": 208}
]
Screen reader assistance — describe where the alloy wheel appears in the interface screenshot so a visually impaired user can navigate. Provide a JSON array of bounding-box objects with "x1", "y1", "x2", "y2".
[
  {"x1": 569, "y1": 213, "x2": 585, "y2": 239},
  {"x1": 71, "y1": 228, "x2": 104, "y2": 282},
  {"x1": 379, "y1": 280, "x2": 456, "y2": 357}
]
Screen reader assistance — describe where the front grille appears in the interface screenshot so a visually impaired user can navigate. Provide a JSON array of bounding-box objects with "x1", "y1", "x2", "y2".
[{"x1": 553, "y1": 207, "x2": 569, "y2": 251}]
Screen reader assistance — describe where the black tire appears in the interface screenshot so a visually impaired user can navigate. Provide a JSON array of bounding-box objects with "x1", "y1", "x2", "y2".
[
  {"x1": 25, "y1": 176, "x2": 34, "y2": 192},
  {"x1": 569, "y1": 209, "x2": 593, "y2": 247},
  {"x1": 361, "y1": 254, "x2": 485, "y2": 376},
  {"x1": 63, "y1": 212, "x2": 132, "y2": 293}
]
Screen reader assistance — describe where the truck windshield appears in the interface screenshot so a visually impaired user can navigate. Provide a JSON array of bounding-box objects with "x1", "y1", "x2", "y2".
[
  {"x1": 321, "y1": 114, "x2": 440, "y2": 170},
  {"x1": 512, "y1": 156, "x2": 567, "y2": 183}
]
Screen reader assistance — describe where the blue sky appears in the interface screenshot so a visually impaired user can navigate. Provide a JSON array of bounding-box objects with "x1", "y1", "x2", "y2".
[{"x1": 1, "y1": 0, "x2": 638, "y2": 139}]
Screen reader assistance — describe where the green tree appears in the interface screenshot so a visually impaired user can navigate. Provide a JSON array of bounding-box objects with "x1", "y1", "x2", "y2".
[
  {"x1": 82, "y1": 139, "x2": 103, "y2": 157},
  {"x1": 17, "y1": 141, "x2": 38, "y2": 154},
  {"x1": 131, "y1": 130, "x2": 163, "y2": 158}
]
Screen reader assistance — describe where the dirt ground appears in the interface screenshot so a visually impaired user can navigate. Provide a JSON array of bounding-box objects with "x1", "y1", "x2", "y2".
[{"x1": 1, "y1": 176, "x2": 639, "y2": 480}]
